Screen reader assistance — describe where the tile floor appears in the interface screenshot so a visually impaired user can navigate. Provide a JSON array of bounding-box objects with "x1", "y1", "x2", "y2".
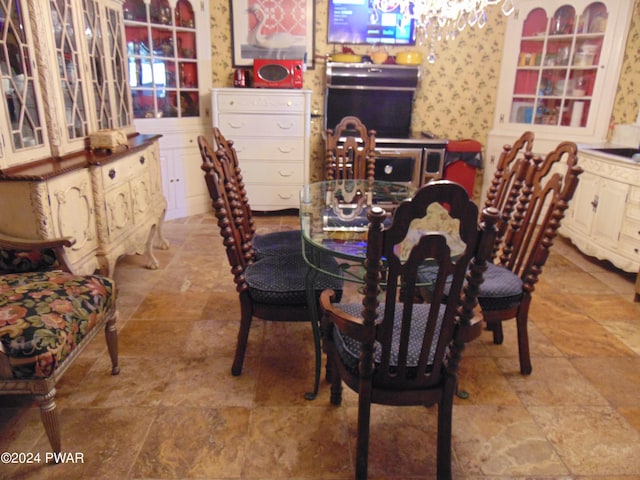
[{"x1": 1, "y1": 213, "x2": 640, "y2": 479}]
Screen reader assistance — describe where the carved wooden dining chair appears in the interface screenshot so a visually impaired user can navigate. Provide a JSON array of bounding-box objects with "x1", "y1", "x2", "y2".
[
  {"x1": 199, "y1": 136, "x2": 344, "y2": 399},
  {"x1": 420, "y1": 140, "x2": 582, "y2": 375},
  {"x1": 319, "y1": 181, "x2": 499, "y2": 479},
  {"x1": 208, "y1": 128, "x2": 302, "y2": 258},
  {"x1": 478, "y1": 141, "x2": 583, "y2": 374},
  {"x1": 325, "y1": 116, "x2": 376, "y2": 181},
  {"x1": 483, "y1": 131, "x2": 535, "y2": 257},
  {"x1": 0, "y1": 233, "x2": 118, "y2": 454}
]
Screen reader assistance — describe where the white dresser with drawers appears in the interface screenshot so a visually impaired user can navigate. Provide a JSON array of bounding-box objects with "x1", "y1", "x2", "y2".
[{"x1": 211, "y1": 88, "x2": 311, "y2": 211}]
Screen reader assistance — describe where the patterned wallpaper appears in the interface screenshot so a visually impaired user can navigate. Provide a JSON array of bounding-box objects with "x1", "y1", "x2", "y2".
[
  {"x1": 612, "y1": 0, "x2": 640, "y2": 124},
  {"x1": 209, "y1": 0, "x2": 640, "y2": 181}
]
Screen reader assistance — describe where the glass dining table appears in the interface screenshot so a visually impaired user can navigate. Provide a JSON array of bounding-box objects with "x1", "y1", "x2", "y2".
[{"x1": 299, "y1": 179, "x2": 471, "y2": 399}]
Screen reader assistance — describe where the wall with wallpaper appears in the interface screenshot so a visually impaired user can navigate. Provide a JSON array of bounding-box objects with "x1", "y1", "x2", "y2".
[{"x1": 209, "y1": 0, "x2": 640, "y2": 182}]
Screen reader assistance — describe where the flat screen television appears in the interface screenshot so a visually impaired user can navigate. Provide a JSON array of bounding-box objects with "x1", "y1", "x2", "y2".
[{"x1": 328, "y1": 0, "x2": 416, "y2": 45}]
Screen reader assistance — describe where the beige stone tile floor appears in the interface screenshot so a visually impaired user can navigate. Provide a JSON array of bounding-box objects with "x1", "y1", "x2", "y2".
[{"x1": 2, "y1": 213, "x2": 640, "y2": 479}]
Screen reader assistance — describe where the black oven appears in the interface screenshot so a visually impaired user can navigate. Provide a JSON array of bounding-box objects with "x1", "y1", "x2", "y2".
[
  {"x1": 325, "y1": 62, "x2": 420, "y2": 138},
  {"x1": 374, "y1": 138, "x2": 446, "y2": 188},
  {"x1": 324, "y1": 62, "x2": 447, "y2": 188}
]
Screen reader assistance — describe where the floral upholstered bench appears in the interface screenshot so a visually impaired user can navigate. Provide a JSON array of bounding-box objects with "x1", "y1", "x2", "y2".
[{"x1": 0, "y1": 233, "x2": 119, "y2": 455}]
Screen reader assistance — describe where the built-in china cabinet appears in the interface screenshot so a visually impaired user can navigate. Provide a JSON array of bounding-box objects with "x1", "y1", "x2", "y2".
[
  {"x1": 484, "y1": 0, "x2": 638, "y2": 298},
  {"x1": 123, "y1": 0, "x2": 211, "y2": 220},
  {"x1": 485, "y1": 0, "x2": 634, "y2": 182},
  {"x1": 0, "y1": 0, "x2": 167, "y2": 275}
]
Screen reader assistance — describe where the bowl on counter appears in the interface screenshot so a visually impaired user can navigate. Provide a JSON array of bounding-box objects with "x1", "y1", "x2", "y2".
[
  {"x1": 370, "y1": 51, "x2": 389, "y2": 64},
  {"x1": 396, "y1": 51, "x2": 423, "y2": 65},
  {"x1": 331, "y1": 53, "x2": 363, "y2": 63}
]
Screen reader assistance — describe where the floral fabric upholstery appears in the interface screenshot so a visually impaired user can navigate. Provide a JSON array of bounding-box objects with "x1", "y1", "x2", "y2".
[
  {"x1": 0, "y1": 248, "x2": 59, "y2": 274},
  {"x1": 331, "y1": 303, "x2": 443, "y2": 375},
  {"x1": 0, "y1": 270, "x2": 116, "y2": 379}
]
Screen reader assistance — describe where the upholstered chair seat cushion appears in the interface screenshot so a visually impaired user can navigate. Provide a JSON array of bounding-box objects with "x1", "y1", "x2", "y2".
[
  {"x1": 245, "y1": 253, "x2": 343, "y2": 305},
  {"x1": 475, "y1": 263, "x2": 524, "y2": 311},
  {"x1": 253, "y1": 230, "x2": 302, "y2": 258},
  {"x1": 417, "y1": 262, "x2": 524, "y2": 311},
  {"x1": 0, "y1": 271, "x2": 116, "y2": 379},
  {"x1": 330, "y1": 303, "x2": 443, "y2": 375},
  {"x1": 0, "y1": 248, "x2": 59, "y2": 274}
]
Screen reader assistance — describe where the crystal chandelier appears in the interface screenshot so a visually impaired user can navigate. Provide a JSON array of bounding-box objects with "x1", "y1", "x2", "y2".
[{"x1": 373, "y1": 0, "x2": 517, "y2": 63}]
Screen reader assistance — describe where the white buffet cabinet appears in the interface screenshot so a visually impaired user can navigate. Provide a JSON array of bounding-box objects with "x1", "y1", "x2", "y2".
[
  {"x1": 560, "y1": 148, "x2": 640, "y2": 278},
  {"x1": 0, "y1": 135, "x2": 168, "y2": 275},
  {"x1": 211, "y1": 88, "x2": 311, "y2": 211}
]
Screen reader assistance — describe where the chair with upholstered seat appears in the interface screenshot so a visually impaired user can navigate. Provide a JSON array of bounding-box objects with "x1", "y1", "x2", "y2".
[
  {"x1": 482, "y1": 131, "x2": 535, "y2": 257},
  {"x1": 208, "y1": 128, "x2": 302, "y2": 258},
  {"x1": 478, "y1": 141, "x2": 582, "y2": 374},
  {"x1": 0, "y1": 233, "x2": 119, "y2": 454},
  {"x1": 319, "y1": 181, "x2": 499, "y2": 479},
  {"x1": 325, "y1": 116, "x2": 376, "y2": 181},
  {"x1": 199, "y1": 136, "x2": 344, "y2": 399},
  {"x1": 420, "y1": 140, "x2": 583, "y2": 375}
]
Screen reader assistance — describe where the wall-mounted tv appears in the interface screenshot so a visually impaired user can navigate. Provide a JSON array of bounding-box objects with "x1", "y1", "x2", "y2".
[{"x1": 328, "y1": 0, "x2": 416, "y2": 45}]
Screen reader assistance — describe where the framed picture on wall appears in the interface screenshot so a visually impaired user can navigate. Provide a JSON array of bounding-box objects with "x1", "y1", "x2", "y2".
[{"x1": 230, "y1": 0, "x2": 315, "y2": 68}]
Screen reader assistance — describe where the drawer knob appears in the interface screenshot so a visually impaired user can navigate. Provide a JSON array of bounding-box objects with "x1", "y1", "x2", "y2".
[
  {"x1": 278, "y1": 146, "x2": 293, "y2": 153},
  {"x1": 139, "y1": 155, "x2": 145, "y2": 165},
  {"x1": 279, "y1": 193, "x2": 293, "y2": 199},
  {"x1": 277, "y1": 122, "x2": 293, "y2": 130},
  {"x1": 279, "y1": 170, "x2": 294, "y2": 177},
  {"x1": 109, "y1": 168, "x2": 116, "y2": 180}
]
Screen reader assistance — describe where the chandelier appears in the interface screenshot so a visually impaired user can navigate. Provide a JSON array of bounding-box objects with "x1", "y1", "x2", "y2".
[{"x1": 373, "y1": 0, "x2": 517, "y2": 63}]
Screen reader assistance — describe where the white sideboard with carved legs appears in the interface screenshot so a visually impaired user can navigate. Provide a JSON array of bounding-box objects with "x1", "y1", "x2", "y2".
[{"x1": 0, "y1": 134, "x2": 168, "y2": 275}]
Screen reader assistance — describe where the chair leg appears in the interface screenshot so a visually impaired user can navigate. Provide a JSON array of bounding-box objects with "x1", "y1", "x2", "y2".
[
  {"x1": 37, "y1": 389, "x2": 61, "y2": 455},
  {"x1": 329, "y1": 355, "x2": 343, "y2": 406},
  {"x1": 437, "y1": 377, "x2": 455, "y2": 480},
  {"x1": 105, "y1": 312, "x2": 120, "y2": 375},
  {"x1": 516, "y1": 308, "x2": 532, "y2": 375},
  {"x1": 232, "y1": 300, "x2": 253, "y2": 376},
  {"x1": 355, "y1": 387, "x2": 372, "y2": 480},
  {"x1": 488, "y1": 321, "x2": 504, "y2": 344}
]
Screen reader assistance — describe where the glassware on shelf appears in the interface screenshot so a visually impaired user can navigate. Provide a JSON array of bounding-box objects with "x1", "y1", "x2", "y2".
[
  {"x1": 509, "y1": 2, "x2": 610, "y2": 130},
  {"x1": 175, "y1": 0, "x2": 195, "y2": 28},
  {"x1": 124, "y1": 0, "x2": 200, "y2": 119},
  {"x1": 550, "y1": 5, "x2": 575, "y2": 35}
]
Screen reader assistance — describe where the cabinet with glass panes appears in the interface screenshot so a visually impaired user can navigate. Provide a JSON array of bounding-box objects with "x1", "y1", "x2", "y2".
[
  {"x1": 489, "y1": 0, "x2": 633, "y2": 144},
  {"x1": 123, "y1": 0, "x2": 200, "y2": 119},
  {"x1": 0, "y1": 0, "x2": 167, "y2": 275},
  {"x1": 0, "y1": 0, "x2": 133, "y2": 166},
  {"x1": 511, "y1": 3, "x2": 607, "y2": 129},
  {"x1": 122, "y1": 0, "x2": 212, "y2": 221},
  {"x1": 485, "y1": 1, "x2": 634, "y2": 197}
]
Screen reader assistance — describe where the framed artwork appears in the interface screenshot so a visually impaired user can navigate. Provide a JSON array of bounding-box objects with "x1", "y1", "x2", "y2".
[{"x1": 230, "y1": 0, "x2": 315, "y2": 68}]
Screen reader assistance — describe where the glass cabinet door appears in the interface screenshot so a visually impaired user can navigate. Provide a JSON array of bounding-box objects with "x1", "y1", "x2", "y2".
[
  {"x1": 41, "y1": 0, "x2": 132, "y2": 153},
  {"x1": 509, "y1": 2, "x2": 607, "y2": 128},
  {"x1": 49, "y1": 0, "x2": 90, "y2": 141},
  {"x1": 103, "y1": 0, "x2": 132, "y2": 128},
  {"x1": 0, "y1": 0, "x2": 48, "y2": 166},
  {"x1": 124, "y1": 0, "x2": 199, "y2": 119},
  {"x1": 81, "y1": 0, "x2": 113, "y2": 131}
]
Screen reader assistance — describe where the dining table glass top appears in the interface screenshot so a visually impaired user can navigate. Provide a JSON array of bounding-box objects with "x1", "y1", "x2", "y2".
[
  {"x1": 300, "y1": 179, "x2": 467, "y2": 267},
  {"x1": 300, "y1": 180, "x2": 417, "y2": 261}
]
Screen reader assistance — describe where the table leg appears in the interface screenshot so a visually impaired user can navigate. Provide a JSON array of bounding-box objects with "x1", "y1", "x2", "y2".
[{"x1": 304, "y1": 263, "x2": 322, "y2": 401}]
